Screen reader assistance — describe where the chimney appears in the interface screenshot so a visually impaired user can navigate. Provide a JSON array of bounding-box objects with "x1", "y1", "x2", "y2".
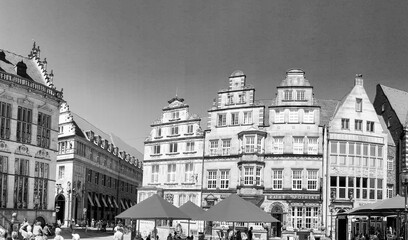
[
  {"x1": 16, "y1": 61, "x2": 27, "y2": 77},
  {"x1": 355, "y1": 74, "x2": 364, "y2": 86}
]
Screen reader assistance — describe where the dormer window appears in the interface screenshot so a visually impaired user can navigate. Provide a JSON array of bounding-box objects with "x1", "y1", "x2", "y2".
[
  {"x1": 227, "y1": 95, "x2": 234, "y2": 105},
  {"x1": 284, "y1": 90, "x2": 293, "y2": 101},
  {"x1": 238, "y1": 94, "x2": 246, "y2": 103},
  {"x1": 356, "y1": 98, "x2": 362, "y2": 112},
  {"x1": 157, "y1": 128, "x2": 162, "y2": 137}
]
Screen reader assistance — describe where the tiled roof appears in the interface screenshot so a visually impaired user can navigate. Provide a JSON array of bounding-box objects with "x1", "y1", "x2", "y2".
[
  {"x1": 71, "y1": 112, "x2": 143, "y2": 159},
  {"x1": 0, "y1": 49, "x2": 45, "y2": 84},
  {"x1": 378, "y1": 115, "x2": 395, "y2": 146},
  {"x1": 315, "y1": 99, "x2": 340, "y2": 126},
  {"x1": 380, "y1": 85, "x2": 408, "y2": 126}
]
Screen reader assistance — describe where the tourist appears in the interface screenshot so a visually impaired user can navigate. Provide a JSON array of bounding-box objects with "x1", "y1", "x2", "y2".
[
  {"x1": 167, "y1": 233, "x2": 173, "y2": 240},
  {"x1": 43, "y1": 223, "x2": 51, "y2": 240},
  {"x1": 19, "y1": 222, "x2": 32, "y2": 240},
  {"x1": 247, "y1": 227, "x2": 253, "y2": 240},
  {"x1": 113, "y1": 226, "x2": 124, "y2": 240},
  {"x1": 53, "y1": 228, "x2": 64, "y2": 240},
  {"x1": 11, "y1": 231, "x2": 18, "y2": 240},
  {"x1": 71, "y1": 233, "x2": 80, "y2": 240}
]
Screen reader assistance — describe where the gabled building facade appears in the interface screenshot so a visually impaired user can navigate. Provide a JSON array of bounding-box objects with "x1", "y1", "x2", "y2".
[
  {"x1": 0, "y1": 44, "x2": 63, "y2": 225},
  {"x1": 57, "y1": 103, "x2": 142, "y2": 227},
  {"x1": 324, "y1": 75, "x2": 387, "y2": 240},
  {"x1": 139, "y1": 96, "x2": 204, "y2": 206},
  {"x1": 262, "y1": 70, "x2": 324, "y2": 239}
]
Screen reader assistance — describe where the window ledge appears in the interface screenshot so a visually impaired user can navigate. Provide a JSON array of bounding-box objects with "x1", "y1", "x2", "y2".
[
  {"x1": 168, "y1": 134, "x2": 180, "y2": 137},
  {"x1": 164, "y1": 183, "x2": 178, "y2": 185},
  {"x1": 166, "y1": 152, "x2": 180, "y2": 155},
  {"x1": 183, "y1": 151, "x2": 197, "y2": 154},
  {"x1": 150, "y1": 154, "x2": 162, "y2": 157},
  {"x1": 147, "y1": 183, "x2": 161, "y2": 186},
  {"x1": 181, "y1": 182, "x2": 195, "y2": 185},
  {"x1": 169, "y1": 118, "x2": 181, "y2": 122},
  {"x1": 154, "y1": 136, "x2": 163, "y2": 139},
  {"x1": 216, "y1": 125, "x2": 227, "y2": 128},
  {"x1": 184, "y1": 133, "x2": 194, "y2": 136}
]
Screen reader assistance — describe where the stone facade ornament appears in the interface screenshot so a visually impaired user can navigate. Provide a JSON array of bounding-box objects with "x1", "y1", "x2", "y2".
[{"x1": 15, "y1": 145, "x2": 30, "y2": 156}]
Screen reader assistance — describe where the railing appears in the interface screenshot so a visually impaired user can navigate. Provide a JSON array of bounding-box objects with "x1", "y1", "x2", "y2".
[{"x1": 0, "y1": 72, "x2": 63, "y2": 99}]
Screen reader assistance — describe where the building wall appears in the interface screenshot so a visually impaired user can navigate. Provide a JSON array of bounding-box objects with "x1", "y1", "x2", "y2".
[{"x1": 139, "y1": 96, "x2": 204, "y2": 207}]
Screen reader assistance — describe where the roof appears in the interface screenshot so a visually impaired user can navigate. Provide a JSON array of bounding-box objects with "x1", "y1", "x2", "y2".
[
  {"x1": 315, "y1": 99, "x2": 340, "y2": 126},
  {"x1": 71, "y1": 112, "x2": 143, "y2": 160},
  {"x1": 0, "y1": 49, "x2": 45, "y2": 84},
  {"x1": 380, "y1": 85, "x2": 408, "y2": 126},
  {"x1": 378, "y1": 115, "x2": 396, "y2": 146}
]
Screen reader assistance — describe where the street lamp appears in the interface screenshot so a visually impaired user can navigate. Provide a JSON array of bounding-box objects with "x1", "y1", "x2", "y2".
[{"x1": 400, "y1": 169, "x2": 408, "y2": 240}]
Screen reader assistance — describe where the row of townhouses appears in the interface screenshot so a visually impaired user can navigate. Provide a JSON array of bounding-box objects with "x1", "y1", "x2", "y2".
[
  {"x1": 139, "y1": 69, "x2": 406, "y2": 240},
  {"x1": 0, "y1": 45, "x2": 143, "y2": 229}
]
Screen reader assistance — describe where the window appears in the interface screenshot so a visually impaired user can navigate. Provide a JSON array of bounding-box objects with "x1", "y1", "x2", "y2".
[
  {"x1": 367, "y1": 121, "x2": 375, "y2": 132},
  {"x1": 289, "y1": 110, "x2": 299, "y2": 123},
  {"x1": 381, "y1": 103, "x2": 385, "y2": 112},
  {"x1": 388, "y1": 158, "x2": 393, "y2": 171},
  {"x1": 153, "y1": 145, "x2": 161, "y2": 154},
  {"x1": 227, "y1": 94, "x2": 233, "y2": 105},
  {"x1": 356, "y1": 98, "x2": 362, "y2": 112},
  {"x1": 274, "y1": 110, "x2": 285, "y2": 123},
  {"x1": 218, "y1": 114, "x2": 226, "y2": 127},
  {"x1": 292, "y1": 170, "x2": 302, "y2": 190},
  {"x1": 243, "y1": 111, "x2": 252, "y2": 124},
  {"x1": 207, "y1": 171, "x2": 217, "y2": 189},
  {"x1": 244, "y1": 167, "x2": 254, "y2": 185},
  {"x1": 87, "y1": 170, "x2": 92, "y2": 182},
  {"x1": 171, "y1": 126, "x2": 179, "y2": 135},
  {"x1": 255, "y1": 167, "x2": 262, "y2": 186},
  {"x1": 222, "y1": 139, "x2": 231, "y2": 155},
  {"x1": 370, "y1": 178, "x2": 376, "y2": 200},
  {"x1": 272, "y1": 137, "x2": 284, "y2": 154},
  {"x1": 244, "y1": 136, "x2": 255, "y2": 153},
  {"x1": 293, "y1": 137, "x2": 304, "y2": 154},
  {"x1": 0, "y1": 156, "x2": 8, "y2": 208},
  {"x1": 37, "y1": 113, "x2": 51, "y2": 148},
  {"x1": 186, "y1": 141, "x2": 195, "y2": 152},
  {"x1": 151, "y1": 165, "x2": 159, "y2": 183},
  {"x1": 239, "y1": 94, "x2": 245, "y2": 103},
  {"x1": 0, "y1": 102, "x2": 11, "y2": 140},
  {"x1": 169, "y1": 143, "x2": 178, "y2": 153},
  {"x1": 14, "y1": 158, "x2": 29, "y2": 209},
  {"x1": 171, "y1": 111, "x2": 179, "y2": 120},
  {"x1": 33, "y1": 161, "x2": 49, "y2": 210},
  {"x1": 307, "y1": 170, "x2": 318, "y2": 190},
  {"x1": 307, "y1": 138, "x2": 318, "y2": 155},
  {"x1": 167, "y1": 164, "x2": 176, "y2": 182},
  {"x1": 58, "y1": 166, "x2": 65, "y2": 179},
  {"x1": 210, "y1": 140, "x2": 218, "y2": 156},
  {"x1": 355, "y1": 120, "x2": 362, "y2": 131},
  {"x1": 387, "y1": 185, "x2": 393, "y2": 198},
  {"x1": 102, "y1": 174, "x2": 106, "y2": 186},
  {"x1": 231, "y1": 113, "x2": 239, "y2": 125},
  {"x1": 184, "y1": 163, "x2": 194, "y2": 182},
  {"x1": 284, "y1": 90, "x2": 292, "y2": 100},
  {"x1": 187, "y1": 125, "x2": 194, "y2": 134},
  {"x1": 272, "y1": 169, "x2": 283, "y2": 190},
  {"x1": 305, "y1": 207, "x2": 319, "y2": 229},
  {"x1": 179, "y1": 194, "x2": 187, "y2": 206},
  {"x1": 292, "y1": 207, "x2": 303, "y2": 229},
  {"x1": 377, "y1": 179, "x2": 383, "y2": 200},
  {"x1": 296, "y1": 90, "x2": 305, "y2": 101},
  {"x1": 157, "y1": 128, "x2": 162, "y2": 137},
  {"x1": 341, "y1": 118, "x2": 349, "y2": 130},
  {"x1": 16, "y1": 106, "x2": 32, "y2": 143},
  {"x1": 94, "y1": 172, "x2": 99, "y2": 184},
  {"x1": 220, "y1": 170, "x2": 229, "y2": 189},
  {"x1": 303, "y1": 110, "x2": 314, "y2": 123}
]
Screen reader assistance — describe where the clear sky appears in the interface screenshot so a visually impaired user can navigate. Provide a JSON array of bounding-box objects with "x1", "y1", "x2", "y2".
[{"x1": 1, "y1": 0, "x2": 408, "y2": 152}]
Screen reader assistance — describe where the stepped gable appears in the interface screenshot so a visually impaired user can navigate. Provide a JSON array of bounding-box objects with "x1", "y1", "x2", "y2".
[
  {"x1": 315, "y1": 99, "x2": 340, "y2": 126},
  {"x1": 380, "y1": 85, "x2": 408, "y2": 126}
]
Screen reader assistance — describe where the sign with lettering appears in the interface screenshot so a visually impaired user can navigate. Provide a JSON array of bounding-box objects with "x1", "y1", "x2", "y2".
[{"x1": 267, "y1": 194, "x2": 320, "y2": 200}]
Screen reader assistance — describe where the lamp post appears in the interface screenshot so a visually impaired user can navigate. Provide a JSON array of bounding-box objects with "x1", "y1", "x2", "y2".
[{"x1": 400, "y1": 169, "x2": 408, "y2": 240}]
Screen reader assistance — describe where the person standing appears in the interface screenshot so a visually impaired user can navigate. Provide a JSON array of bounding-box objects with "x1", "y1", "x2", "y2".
[
  {"x1": 247, "y1": 227, "x2": 253, "y2": 240},
  {"x1": 53, "y1": 228, "x2": 64, "y2": 240},
  {"x1": 113, "y1": 227, "x2": 124, "y2": 240},
  {"x1": 32, "y1": 221, "x2": 43, "y2": 240}
]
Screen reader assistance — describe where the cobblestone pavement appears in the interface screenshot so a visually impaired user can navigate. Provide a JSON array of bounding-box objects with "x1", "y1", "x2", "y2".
[{"x1": 59, "y1": 228, "x2": 131, "y2": 240}]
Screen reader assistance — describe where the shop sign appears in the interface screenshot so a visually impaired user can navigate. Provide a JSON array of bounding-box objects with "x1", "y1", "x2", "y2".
[{"x1": 267, "y1": 194, "x2": 320, "y2": 200}]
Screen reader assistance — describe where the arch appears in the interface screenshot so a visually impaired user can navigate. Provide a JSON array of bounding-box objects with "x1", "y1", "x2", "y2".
[
  {"x1": 270, "y1": 202, "x2": 284, "y2": 238},
  {"x1": 55, "y1": 194, "x2": 66, "y2": 225}
]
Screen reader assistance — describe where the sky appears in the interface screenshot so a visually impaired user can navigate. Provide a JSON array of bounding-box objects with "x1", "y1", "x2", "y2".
[{"x1": 1, "y1": 0, "x2": 408, "y2": 152}]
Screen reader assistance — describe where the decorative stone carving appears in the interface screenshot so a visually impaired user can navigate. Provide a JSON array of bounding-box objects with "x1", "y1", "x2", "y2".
[
  {"x1": 15, "y1": 145, "x2": 30, "y2": 156},
  {"x1": 0, "y1": 141, "x2": 10, "y2": 152},
  {"x1": 35, "y1": 149, "x2": 50, "y2": 159},
  {"x1": 38, "y1": 102, "x2": 53, "y2": 113},
  {"x1": 17, "y1": 97, "x2": 34, "y2": 107},
  {"x1": 60, "y1": 102, "x2": 69, "y2": 113}
]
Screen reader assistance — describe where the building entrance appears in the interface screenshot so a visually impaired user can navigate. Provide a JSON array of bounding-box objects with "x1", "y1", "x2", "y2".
[
  {"x1": 337, "y1": 210, "x2": 347, "y2": 240},
  {"x1": 55, "y1": 194, "x2": 65, "y2": 225},
  {"x1": 271, "y1": 205, "x2": 283, "y2": 237}
]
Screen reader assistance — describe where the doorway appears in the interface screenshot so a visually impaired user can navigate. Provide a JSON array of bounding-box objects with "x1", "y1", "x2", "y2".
[
  {"x1": 337, "y1": 210, "x2": 347, "y2": 240},
  {"x1": 55, "y1": 194, "x2": 65, "y2": 225},
  {"x1": 271, "y1": 204, "x2": 283, "y2": 237}
]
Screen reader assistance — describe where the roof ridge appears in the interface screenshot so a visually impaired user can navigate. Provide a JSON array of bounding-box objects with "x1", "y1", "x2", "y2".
[
  {"x1": 71, "y1": 112, "x2": 111, "y2": 139},
  {"x1": 0, "y1": 49, "x2": 30, "y2": 61},
  {"x1": 380, "y1": 84, "x2": 408, "y2": 95}
]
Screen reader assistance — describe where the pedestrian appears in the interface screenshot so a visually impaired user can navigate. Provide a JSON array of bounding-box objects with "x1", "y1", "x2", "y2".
[
  {"x1": 167, "y1": 233, "x2": 173, "y2": 240},
  {"x1": 236, "y1": 230, "x2": 242, "y2": 240},
  {"x1": 11, "y1": 231, "x2": 18, "y2": 240},
  {"x1": 53, "y1": 228, "x2": 64, "y2": 240},
  {"x1": 0, "y1": 229, "x2": 6, "y2": 240},
  {"x1": 32, "y1": 221, "x2": 43, "y2": 240},
  {"x1": 247, "y1": 227, "x2": 253, "y2": 240},
  {"x1": 146, "y1": 234, "x2": 151, "y2": 240},
  {"x1": 20, "y1": 223, "x2": 32, "y2": 240},
  {"x1": 71, "y1": 233, "x2": 80, "y2": 240},
  {"x1": 91, "y1": 219, "x2": 95, "y2": 228},
  {"x1": 43, "y1": 223, "x2": 51, "y2": 240},
  {"x1": 113, "y1": 227, "x2": 124, "y2": 240}
]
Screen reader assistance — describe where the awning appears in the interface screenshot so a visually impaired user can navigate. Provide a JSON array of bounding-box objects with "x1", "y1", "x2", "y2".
[
  {"x1": 101, "y1": 196, "x2": 108, "y2": 208},
  {"x1": 87, "y1": 194, "x2": 94, "y2": 207},
  {"x1": 113, "y1": 198, "x2": 119, "y2": 208},
  {"x1": 94, "y1": 195, "x2": 102, "y2": 208},
  {"x1": 120, "y1": 199, "x2": 126, "y2": 209},
  {"x1": 107, "y1": 197, "x2": 114, "y2": 208}
]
